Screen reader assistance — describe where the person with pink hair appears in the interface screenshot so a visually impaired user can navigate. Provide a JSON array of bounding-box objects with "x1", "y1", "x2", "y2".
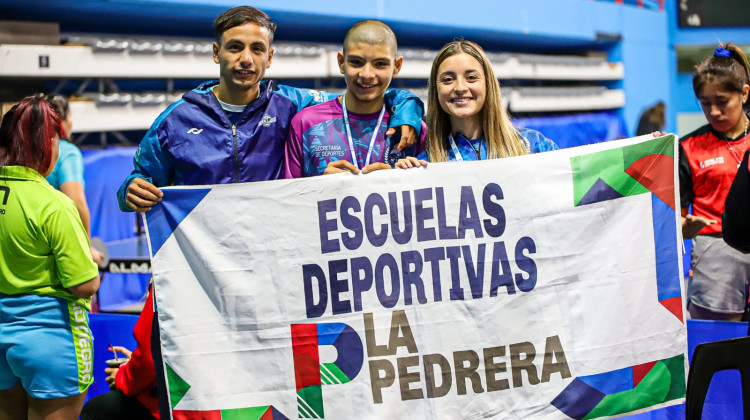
[{"x1": 0, "y1": 95, "x2": 100, "y2": 420}]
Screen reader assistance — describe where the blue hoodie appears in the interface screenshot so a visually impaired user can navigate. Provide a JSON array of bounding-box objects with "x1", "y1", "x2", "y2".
[{"x1": 117, "y1": 80, "x2": 423, "y2": 211}]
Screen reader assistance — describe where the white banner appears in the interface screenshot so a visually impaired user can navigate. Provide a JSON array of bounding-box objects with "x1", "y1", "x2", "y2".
[{"x1": 145, "y1": 134, "x2": 687, "y2": 420}]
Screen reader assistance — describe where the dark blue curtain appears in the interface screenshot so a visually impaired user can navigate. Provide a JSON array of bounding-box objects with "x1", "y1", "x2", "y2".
[{"x1": 515, "y1": 111, "x2": 629, "y2": 149}]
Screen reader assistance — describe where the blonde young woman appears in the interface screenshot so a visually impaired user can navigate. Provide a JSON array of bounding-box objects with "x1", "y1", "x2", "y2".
[{"x1": 397, "y1": 40, "x2": 557, "y2": 168}]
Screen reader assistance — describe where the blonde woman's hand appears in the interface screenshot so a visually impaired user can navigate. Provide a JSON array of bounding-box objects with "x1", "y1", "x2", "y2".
[{"x1": 395, "y1": 157, "x2": 428, "y2": 169}]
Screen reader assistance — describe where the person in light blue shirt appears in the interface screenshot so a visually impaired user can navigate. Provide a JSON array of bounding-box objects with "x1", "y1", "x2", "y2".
[
  {"x1": 46, "y1": 95, "x2": 103, "y2": 266},
  {"x1": 46, "y1": 137, "x2": 84, "y2": 189}
]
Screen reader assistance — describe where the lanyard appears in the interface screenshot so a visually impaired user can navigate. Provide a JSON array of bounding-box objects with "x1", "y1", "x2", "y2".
[
  {"x1": 448, "y1": 134, "x2": 465, "y2": 162},
  {"x1": 448, "y1": 133, "x2": 532, "y2": 161},
  {"x1": 342, "y1": 95, "x2": 386, "y2": 170},
  {"x1": 449, "y1": 134, "x2": 482, "y2": 162}
]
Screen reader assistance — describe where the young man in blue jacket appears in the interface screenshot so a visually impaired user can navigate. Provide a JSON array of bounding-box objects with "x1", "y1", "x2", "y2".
[
  {"x1": 106, "y1": 6, "x2": 423, "y2": 420},
  {"x1": 118, "y1": 5, "x2": 423, "y2": 212}
]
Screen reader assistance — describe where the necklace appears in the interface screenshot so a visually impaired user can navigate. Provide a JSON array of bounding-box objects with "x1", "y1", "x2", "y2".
[
  {"x1": 727, "y1": 116, "x2": 749, "y2": 168},
  {"x1": 448, "y1": 134, "x2": 485, "y2": 161},
  {"x1": 470, "y1": 139, "x2": 482, "y2": 159}
]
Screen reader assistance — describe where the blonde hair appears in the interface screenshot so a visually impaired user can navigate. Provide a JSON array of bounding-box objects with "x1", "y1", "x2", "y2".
[{"x1": 426, "y1": 40, "x2": 527, "y2": 162}]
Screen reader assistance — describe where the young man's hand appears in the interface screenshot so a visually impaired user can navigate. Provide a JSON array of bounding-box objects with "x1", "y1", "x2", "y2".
[
  {"x1": 322, "y1": 161, "x2": 392, "y2": 175},
  {"x1": 361, "y1": 162, "x2": 391, "y2": 174},
  {"x1": 323, "y1": 160, "x2": 360, "y2": 175},
  {"x1": 126, "y1": 178, "x2": 164, "y2": 212},
  {"x1": 386, "y1": 125, "x2": 418, "y2": 151}
]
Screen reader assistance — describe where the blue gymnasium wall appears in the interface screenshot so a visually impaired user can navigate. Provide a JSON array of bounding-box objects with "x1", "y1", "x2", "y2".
[
  {"x1": 664, "y1": 0, "x2": 750, "y2": 124},
  {"x1": 2, "y1": 0, "x2": 671, "y2": 137}
]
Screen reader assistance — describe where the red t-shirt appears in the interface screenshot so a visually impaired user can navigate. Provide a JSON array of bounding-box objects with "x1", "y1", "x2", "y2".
[
  {"x1": 679, "y1": 123, "x2": 750, "y2": 235},
  {"x1": 115, "y1": 286, "x2": 159, "y2": 418}
]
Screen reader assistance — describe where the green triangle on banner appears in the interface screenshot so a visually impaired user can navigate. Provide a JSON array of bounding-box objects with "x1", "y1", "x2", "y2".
[
  {"x1": 221, "y1": 405, "x2": 270, "y2": 420},
  {"x1": 582, "y1": 361, "x2": 674, "y2": 419},
  {"x1": 622, "y1": 134, "x2": 675, "y2": 168},
  {"x1": 661, "y1": 354, "x2": 687, "y2": 401},
  {"x1": 165, "y1": 362, "x2": 191, "y2": 410},
  {"x1": 571, "y1": 144, "x2": 650, "y2": 206}
]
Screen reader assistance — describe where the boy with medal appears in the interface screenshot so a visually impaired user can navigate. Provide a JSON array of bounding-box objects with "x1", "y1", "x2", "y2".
[
  {"x1": 283, "y1": 20, "x2": 424, "y2": 178},
  {"x1": 118, "y1": 11, "x2": 423, "y2": 212}
]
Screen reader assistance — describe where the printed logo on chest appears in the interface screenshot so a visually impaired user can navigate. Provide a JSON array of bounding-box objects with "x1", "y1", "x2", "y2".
[
  {"x1": 699, "y1": 156, "x2": 724, "y2": 169},
  {"x1": 313, "y1": 144, "x2": 346, "y2": 158},
  {"x1": 258, "y1": 114, "x2": 277, "y2": 128}
]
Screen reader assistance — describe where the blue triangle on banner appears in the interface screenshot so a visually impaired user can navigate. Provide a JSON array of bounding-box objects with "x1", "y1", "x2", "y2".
[
  {"x1": 270, "y1": 406, "x2": 290, "y2": 420},
  {"x1": 578, "y1": 178, "x2": 624, "y2": 206},
  {"x1": 651, "y1": 194, "x2": 681, "y2": 301},
  {"x1": 145, "y1": 188, "x2": 212, "y2": 256}
]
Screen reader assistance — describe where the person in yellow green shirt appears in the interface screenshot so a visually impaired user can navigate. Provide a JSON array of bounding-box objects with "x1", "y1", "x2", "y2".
[{"x1": 0, "y1": 95, "x2": 100, "y2": 420}]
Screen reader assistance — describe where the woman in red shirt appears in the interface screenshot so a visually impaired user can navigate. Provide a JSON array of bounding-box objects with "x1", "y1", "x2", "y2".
[{"x1": 680, "y1": 42, "x2": 750, "y2": 320}]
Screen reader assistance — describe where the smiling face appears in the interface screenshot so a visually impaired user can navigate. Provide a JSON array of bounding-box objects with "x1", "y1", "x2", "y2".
[
  {"x1": 213, "y1": 22, "x2": 274, "y2": 104},
  {"x1": 338, "y1": 42, "x2": 402, "y2": 114},
  {"x1": 698, "y1": 79, "x2": 749, "y2": 136},
  {"x1": 436, "y1": 52, "x2": 487, "y2": 134}
]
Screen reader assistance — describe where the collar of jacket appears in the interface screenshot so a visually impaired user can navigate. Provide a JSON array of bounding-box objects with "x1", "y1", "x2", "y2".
[{"x1": 183, "y1": 80, "x2": 276, "y2": 127}]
